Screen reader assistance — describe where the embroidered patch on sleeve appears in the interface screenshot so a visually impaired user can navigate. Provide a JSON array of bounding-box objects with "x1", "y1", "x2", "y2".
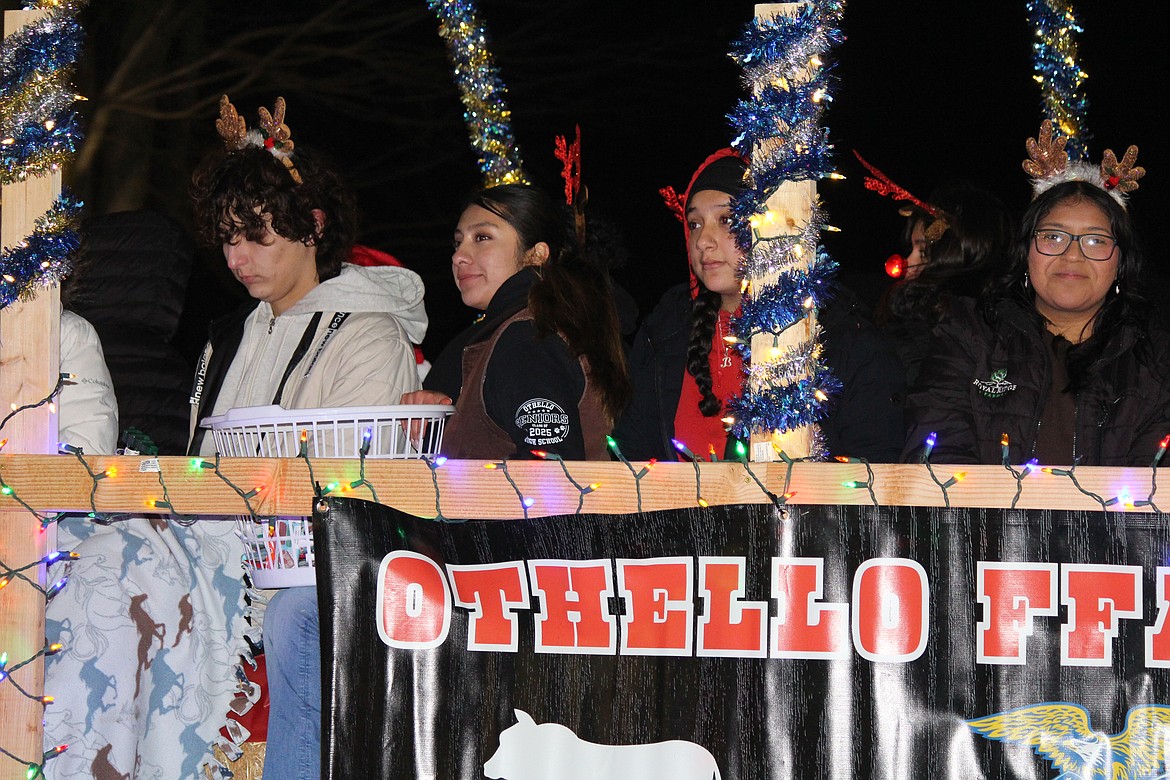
[{"x1": 515, "y1": 398, "x2": 570, "y2": 447}]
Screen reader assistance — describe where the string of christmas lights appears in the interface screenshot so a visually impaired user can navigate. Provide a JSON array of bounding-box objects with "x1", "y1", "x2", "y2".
[
  {"x1": 724, "y1": 1, "x2": 845, "y2": 455},
  {"x1": 426, "y1": 0, "x2": 528, "y2": 187},
  {"x1": 1025, "y1": 0, "x2": 1090, "y2": 161},
  {"x1": 743, "y1": 330, "x2": 822, "y2": 392},
  {"x1": 0, "y1": 193, "x2": 82, "y2": 311},
  {"x1": 743, "y1": 202, "x2": 828, "y2": 278}
]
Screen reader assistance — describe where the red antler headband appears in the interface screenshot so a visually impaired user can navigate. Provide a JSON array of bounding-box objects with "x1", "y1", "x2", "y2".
[
  {"x1": 853, "y1": 150, "x2": 951, "y2": 242},
  {"x1": 554, "y1": 125, "x2": 588, "y2": 251},
  {"x1": 659, "y1": 186, "x2": 686, "y2": 224}
]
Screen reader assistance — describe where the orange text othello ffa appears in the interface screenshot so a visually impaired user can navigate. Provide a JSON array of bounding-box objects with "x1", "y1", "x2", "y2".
[{"x1": 374, "y1": 552, "x2": 1170, "y2": 667}]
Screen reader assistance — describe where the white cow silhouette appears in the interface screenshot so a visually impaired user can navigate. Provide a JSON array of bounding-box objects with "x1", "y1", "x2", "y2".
[{"x1": 483, "y1": 709, "x2": 722, "y2": 780}]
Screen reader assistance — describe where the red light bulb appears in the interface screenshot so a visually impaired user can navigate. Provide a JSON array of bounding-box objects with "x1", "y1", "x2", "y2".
[{"x1": 885, "y1": 254, "x2": 905, "y2": 278}]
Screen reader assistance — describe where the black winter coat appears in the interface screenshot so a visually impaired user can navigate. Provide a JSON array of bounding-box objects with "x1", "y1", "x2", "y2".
[
  {"x1": 67, "y1": 210, "x2": 194, "y2": 455},
  {"x1": 902, "y1": 297, "x2": 1170, "y2": 466},
  {"x1": 613, "y1": 284, "x2": 907, "y2": 462}
]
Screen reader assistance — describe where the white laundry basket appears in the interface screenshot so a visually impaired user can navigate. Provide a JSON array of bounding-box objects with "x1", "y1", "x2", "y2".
[{"x1": 203, "y1": 404, "x2": 452, "y2": 588}]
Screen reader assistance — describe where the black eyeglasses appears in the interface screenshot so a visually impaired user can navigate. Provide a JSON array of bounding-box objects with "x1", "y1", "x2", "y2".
[{"x1": 1032, "y1": 229, "x2": 1117, "y2": 261}]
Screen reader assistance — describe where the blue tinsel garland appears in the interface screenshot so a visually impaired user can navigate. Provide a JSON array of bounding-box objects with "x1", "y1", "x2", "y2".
[
  {"x1": 0, "y1": 14, "x2": 83, "y2": 101},
  {"x1": 729, "y1": 2, "x2": 845, "y2": 82},
  {"x1": 0, "y1": 193, "x2": 82, "y2": 309},
  {"x1": 733, "y1": 252, "x2": 838, "y2": 342},
  {"x1": 724, "y1": 1, "x2": 845, "y2": 447},
  {"x1": 728, "y1": 368, "x2": 842, "y2": 441},
  {"x1": 0, "y1": 3, "x2": 87, "y2": 312},
  {"x1": 1025, "y1": 0, "x2": 1090, "y2": 160},
  {"x1": 0, "y1": 109, "x2": 82, "y2": 182}
]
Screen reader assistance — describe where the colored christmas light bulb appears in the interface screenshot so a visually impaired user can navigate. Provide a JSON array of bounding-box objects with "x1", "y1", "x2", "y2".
[
  {"x1": 942, "y1": 472, "x2": 968, "y2": 489},
  {"x1": 46, "y1": 577, "x2": 68, "y2": 599},
  {"x1": 1154, "y1": 435, "x2": 1170, "y2": 466},
  {"x1": 671, "y1": 438, "x2": 698, "y2": 461},
  {"x1": 635, "y1": 458, "x2": 656, "y2": 478}
]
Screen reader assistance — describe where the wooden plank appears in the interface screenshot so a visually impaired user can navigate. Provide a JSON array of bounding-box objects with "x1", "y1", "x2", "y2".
[
  {"x1": 0, "y1": 9, "x2": 60, "y2": 775},
  {"x1": 0, "y1": 457, "x2": 1165, "y2": 518}
]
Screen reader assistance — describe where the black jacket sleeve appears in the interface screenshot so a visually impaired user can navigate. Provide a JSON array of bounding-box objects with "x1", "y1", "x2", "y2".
[
  {"x1": 482, "y1": 320, "x2": 587, "y2": 459},
  {"x1": 901, "y1": 299, "x2": 984, "y2": 463},
  {"x1": 818, "y1": 290, "x2": 907, "y2": 463},
  {"x1": 612, "y1": 286, "x2": 691, "y2": 462}
]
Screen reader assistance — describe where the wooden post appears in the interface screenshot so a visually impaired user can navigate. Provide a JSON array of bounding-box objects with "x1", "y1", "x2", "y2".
[
  {"x1": 747, "y1": 2, "x2": 819, "y2": 462},
  {"x1": 0, "y1": 8, "x2": 61, "y2": 775}
]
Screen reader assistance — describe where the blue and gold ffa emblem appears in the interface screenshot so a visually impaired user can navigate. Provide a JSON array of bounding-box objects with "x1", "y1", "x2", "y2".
[
  {"x1": 973, "y1": 369, "x2": 1017, "y2": 398},
  {"x1": 967, "y1": 703, "x2": 1170, "y2": 778}
]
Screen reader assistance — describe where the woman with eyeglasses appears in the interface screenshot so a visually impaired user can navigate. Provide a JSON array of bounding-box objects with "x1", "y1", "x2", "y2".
[{"x1": 902, "y1": 179, "x2": 1170, "y2": 465}]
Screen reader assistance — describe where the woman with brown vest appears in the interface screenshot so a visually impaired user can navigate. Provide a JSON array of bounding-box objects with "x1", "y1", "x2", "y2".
[{"x1": 404, "y1": 184, "x2": 630, "y2": 459}]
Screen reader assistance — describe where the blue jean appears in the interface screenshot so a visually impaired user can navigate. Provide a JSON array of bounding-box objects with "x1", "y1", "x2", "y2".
[{"x1": 263, "y1": 585, "x2": 321, "y2": 779}]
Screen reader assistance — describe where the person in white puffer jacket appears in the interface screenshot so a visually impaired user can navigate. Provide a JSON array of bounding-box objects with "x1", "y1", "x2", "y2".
[
  {"x1": 43, "y1": 95, "x2": 426, "y2": 780},
  {"x1": 185, "y1": 96, "x2": 427, "y2": 780}
]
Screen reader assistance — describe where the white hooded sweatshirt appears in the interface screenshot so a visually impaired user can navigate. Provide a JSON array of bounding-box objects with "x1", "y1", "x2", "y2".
[{"x1": 192, "y1": 262, "x2": 427, "y2": 452}]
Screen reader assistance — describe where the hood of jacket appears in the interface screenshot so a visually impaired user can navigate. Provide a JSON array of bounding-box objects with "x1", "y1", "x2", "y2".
[
  {"x1": 278, "y1": 262, "x2": 428, "y2": 343},
  {"x1": 678, "y1": 148, "x2": 746, "y2": 298}
]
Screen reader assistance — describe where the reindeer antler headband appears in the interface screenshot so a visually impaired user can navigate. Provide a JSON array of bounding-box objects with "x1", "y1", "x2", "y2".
[
  {"x1": 216, "y1": 95, "x2": 303, "y2": 185},
  {"x1": 853, "y1": 150, "x2": 952, "y2": 242},
  {"x1": 1023, "y1": 119, "x2": 1144, "y2": 207},
  {"x1": 555, "y1": 125, "x2": 587, "y2": 252}
]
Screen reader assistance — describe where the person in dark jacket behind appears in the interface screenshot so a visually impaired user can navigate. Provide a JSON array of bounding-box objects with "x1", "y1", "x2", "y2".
[
  {"x1": 613, "y1": 149, "x2": 906, "y2": 463},
  {"x1": 65, "y1": 209, "x2": 194, "y2": 454},
  {"x1": 403, "y1": 183, "x2": 630, "y2": 460},
  {"x1": 903, "y1": 126, "x2": 1170, "y2": 466},
  {"x1": 873, "y1": 182, "x2": 1016, "y2": 389}
]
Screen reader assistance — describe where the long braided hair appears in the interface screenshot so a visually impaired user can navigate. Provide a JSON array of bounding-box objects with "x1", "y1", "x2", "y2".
[
  {"x1": 686, "y1": 283, "x2": 724, "y2": 417},
  {"x1": 677, "y1": 150, "x2": 747, "y2": 419}
]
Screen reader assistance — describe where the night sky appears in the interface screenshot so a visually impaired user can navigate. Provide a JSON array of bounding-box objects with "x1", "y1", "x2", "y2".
[{"x1": 11, "y1": 0, "x2": 1169, "y2": 362}]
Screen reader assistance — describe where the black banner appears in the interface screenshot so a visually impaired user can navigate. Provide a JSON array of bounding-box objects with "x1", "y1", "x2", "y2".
[{"x1": 315, "y1": 498, "x2": 1170, "y2": 779}]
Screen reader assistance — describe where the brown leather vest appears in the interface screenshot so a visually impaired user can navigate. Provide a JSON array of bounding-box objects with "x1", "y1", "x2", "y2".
[{"x1": 442, "y1": 310, "x2": 610, "y2": 460}]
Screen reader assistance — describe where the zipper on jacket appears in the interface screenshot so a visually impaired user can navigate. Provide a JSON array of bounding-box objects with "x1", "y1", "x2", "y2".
[
  {"x1": 1026, "y1": 342, "x2": 1051, "y2": 461},
  {"x1": 268, "y1": 316, "x2": 275, "y2": 334}
]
